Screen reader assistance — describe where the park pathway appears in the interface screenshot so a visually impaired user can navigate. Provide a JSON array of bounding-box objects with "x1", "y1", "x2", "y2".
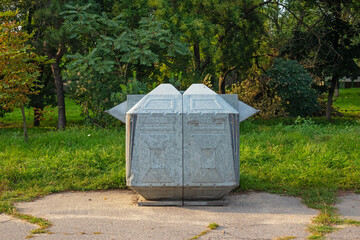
[
  {"x1": 1, "y1": 190, "x2": 360, "y2": 239},
  {"x1": 4, "y1": 190, "x2": 318, "y2": 240}
]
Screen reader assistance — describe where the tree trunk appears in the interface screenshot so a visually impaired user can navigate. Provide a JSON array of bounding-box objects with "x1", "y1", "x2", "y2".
[
  {"x1": 44, "y1": 41, "x2": 66, "y2": 130},
  {"x1": 21, "y1": 105, "x2": 28, "y2": 142},
  {"x1": 194, "y1": 42, "x2": 201, "y2": 73},
  {"x1": 334, "y1": 80, "x2": 339, "y2": 97},
  {"x1": 326, "y1": 76, "x2": 338, "y2": 120},
  {"x1": 193, "y1": 42, "x2": 211, "y2": 81},
  {"x1": 51, "y1": 61, "x2": 66, "y2": 130},
  {"x1": 219, "y1": 73, "x2": 226, "y2": 94}
]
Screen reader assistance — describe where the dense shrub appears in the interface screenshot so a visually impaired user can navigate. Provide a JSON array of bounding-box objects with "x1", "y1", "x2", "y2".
[
  {"x1": 267, "y1": 59, "x2": 320, "y2": 117},
  {"x1": 228, "y1": 72, "x2": 286, "y2": 118}
]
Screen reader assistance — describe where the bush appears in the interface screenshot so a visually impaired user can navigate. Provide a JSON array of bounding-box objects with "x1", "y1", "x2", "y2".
[
  {"x1": 228, "y1": 72, "x2": 286, "y2": 118},
  {"x1": 267, "y1": 59, "x2": 320, "y2": 117}
]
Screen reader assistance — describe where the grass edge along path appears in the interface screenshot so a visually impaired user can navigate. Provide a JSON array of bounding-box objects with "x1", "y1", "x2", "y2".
[
  {"x1": 0, "y1": 126, "x2": 127, "y2": 236},
  {"x1": 237, "y1": 116, "x2": 360, "y2": 239},
  {"x1": 305, "y1": 190, "x2": 360, "y2": 239}
]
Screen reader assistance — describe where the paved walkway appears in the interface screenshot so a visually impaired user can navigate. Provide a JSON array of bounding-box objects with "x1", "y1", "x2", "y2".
[
  {"x1": 0, "y1": 190, "x2": 359, "y2": 239},
  {"x1": 0, "y1": 214, "x2": 36, "y2": 239},
  {"x1": 327, "y1": 193, "x2": 360, "y2": 239}
]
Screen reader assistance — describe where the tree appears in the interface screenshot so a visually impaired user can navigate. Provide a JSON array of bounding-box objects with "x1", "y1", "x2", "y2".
[
  {"x1": 275, "y1": 0, "x2": 360, "y2": 120},
  {"x1": 148, "y1": 0, "x2": 276, "y2": 93},
  {"x1": 28, "y1": 65, "x2": 56, "y2": 126},
  {"x1": 32, "y1": 0, "x2": 70, "y2": 129},
  {"x1": 0, "y1": 11, "x2": 45, "y2": 141},
  {"x1": 1, "y1": 0, "x2": 70, "y2": 129},
  {"x1": 61, "y1": 3, "x2": 189, "y2": 124}
]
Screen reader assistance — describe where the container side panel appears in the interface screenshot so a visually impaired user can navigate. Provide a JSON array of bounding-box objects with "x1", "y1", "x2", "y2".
[{"x1": 127, "y1": 91, "x2": 183, "y2": 200}]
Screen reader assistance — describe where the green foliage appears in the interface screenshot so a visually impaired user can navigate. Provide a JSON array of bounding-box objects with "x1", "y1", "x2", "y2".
[
  {"x1": 27, "y1": 65, "x2": 57, "y2": 126},
  {"x1": 151, "y1": 0, "x2": 269, "y2": 92},
  {"x1": 294, "y1": 116, "x2": 316, "y2": 126},
  {"x1": 111, "y1": 71, "x2": 150, "y2": 104},
  {"x1": 228, "y1": 67, "x2": 286, "y2": 118},
  {"x1": 267, "y1": 59, "x2": 320, "y2": 116},
  {"x1": 0, "y1": 10, "x2": 45, "y2": 111},
  {"x1": 0, "y1": 10, "x2": 47, "y2": 139},
  {"x1": 276, "y1": 0, "x2": 360, "y2": 119},
  {"x1": 62, "y1": 3, "x2": 189, "y2": 124},
  {"x1": 280, "y1": 1, "x2": 360, "y2": 80},
  {"x1": 0, "y1": 107, "x2": 10, "y2": 118}
]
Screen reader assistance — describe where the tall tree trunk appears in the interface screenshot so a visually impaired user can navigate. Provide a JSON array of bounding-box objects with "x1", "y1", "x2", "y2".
[
  {"x1": 326, "y1": 0, "x2": 341, "y2": 121},
  {"x1": 51, "y1": 61, "x2": 66, "y2": 130},
  {"x1": 218, "y1": 67, "x2": 233, "y2": 94},
  {"x1": 194, "y1": 42, "x2": 201, "y2": 74},
  {"x1": 326, "y1": 76, "x2": 338, "y2": 120},
  {"x1": 193, "y1": 42, "x2": 211, "y2": 81},
  {"x1": 21, "y1": 105, "x2": 28, "y2": 142},
  {"x1": 44, "y1": 41, "x2": 66, "y2": 130},
  {"x1": 219, "y1": 73, "x2": 226, "y2": 94},
  {"x1": 25, "y1": 7, "x2": 33, "y2": 34}
]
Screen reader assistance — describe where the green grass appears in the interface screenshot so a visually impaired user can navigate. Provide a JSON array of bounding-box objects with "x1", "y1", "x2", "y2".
[
  {"x1": 207, "y1": 222, "x2": 219, "y2": 230},
  {"x1": 0, "y1": 98, "x2": 84, "y2": 128},
  {"x1": 0, "y1": 89, "x2": 359, "y2": 238},
  {"x1": 189, "y1": 223, "x2": 219, "y2": 239},
  {"x1": 0, "y1": 98, "x2": 126, "y2": 219},
  {"x1": 237, "y1": 88, "x2": 360, "y2": 239},
  {"x1": 238, "y1": 119, "x2": 360, "y2": 201},
  {"x1": 334, "y1": 88, "x2": 360, "y2": 118},
  {"x1": 0, "y1": 127, "x2": 127, "y2": 212}
]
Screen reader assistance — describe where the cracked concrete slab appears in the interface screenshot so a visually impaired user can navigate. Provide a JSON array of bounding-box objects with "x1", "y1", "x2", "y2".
[
  {"x1": 328, "y1": 193, "x2": 360, "y2": 240},
  {"x1": 10, "y1": 191, "x2": 317, "y2": 240},
  {"x1": 0, "y1": 213, "x2": 36, "y2": 239}
]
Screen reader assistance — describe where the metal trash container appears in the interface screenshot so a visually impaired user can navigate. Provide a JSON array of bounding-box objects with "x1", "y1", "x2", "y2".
[{"x1": 106, "y1": 84, "x2": 258, "y2": 201}]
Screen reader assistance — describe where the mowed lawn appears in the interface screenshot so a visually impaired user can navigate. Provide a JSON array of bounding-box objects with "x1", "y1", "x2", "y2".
[{"x1": 0, "y1": 89, "x2": 360, "y2": 213}]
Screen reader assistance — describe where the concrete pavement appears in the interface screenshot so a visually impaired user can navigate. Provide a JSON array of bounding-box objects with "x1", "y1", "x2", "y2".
[
  {"x1": 0, "y1": 213, "x2": 36, "y2": 239},
  {"x1": 1, "y1": 191, "x2": 318, "y2": 239},
  {"x1": 328, "y1": 193, "x2": 360, "y2": 240},
  {"x1": 1, "y1": 190, "x2": 359, "y2": 239}
]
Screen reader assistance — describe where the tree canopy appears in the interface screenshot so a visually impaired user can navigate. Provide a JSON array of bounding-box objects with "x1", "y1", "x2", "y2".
[{"x1": 1, "y1": 0, "x2": 359, "y2": 126}]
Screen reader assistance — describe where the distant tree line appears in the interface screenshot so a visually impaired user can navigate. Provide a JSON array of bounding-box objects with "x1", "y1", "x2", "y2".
[{"x1": 1, "y1": 0, "x2": 359, "y2": 130}]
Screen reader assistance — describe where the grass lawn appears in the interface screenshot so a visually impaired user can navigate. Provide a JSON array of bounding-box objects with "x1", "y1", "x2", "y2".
[
  {"x1": 333, "y1": 88, "x2": 360, "y2": 118},
  {"x1": 0, "y1": 98, "x2": 84, "y2": 128},
  {"x1": 0, "y1": 98, "x2": 126, "y2": 213},
  {"x1": 239, "y1": 118, "x2": 360, "y2": 204},
  {"x1": 0, "y1": 89, "x2": 359, "y2": 238}
]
